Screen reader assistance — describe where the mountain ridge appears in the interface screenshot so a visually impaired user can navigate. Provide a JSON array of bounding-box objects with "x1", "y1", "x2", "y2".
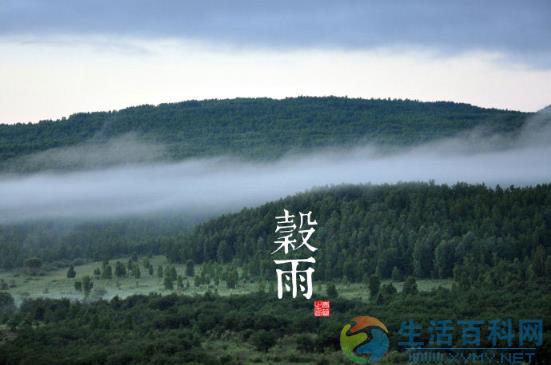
[{"x1": 0, "y1": 97, "x2": 529, "y2": 172}]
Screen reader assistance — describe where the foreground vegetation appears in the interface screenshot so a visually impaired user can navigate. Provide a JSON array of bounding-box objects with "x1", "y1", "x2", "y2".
[
  {"x1": 0, "y1": 249, "x2": 548, "y2": 364},
  {"x1": 0, "y1": 271, "x2": 549, "y2": 364}
]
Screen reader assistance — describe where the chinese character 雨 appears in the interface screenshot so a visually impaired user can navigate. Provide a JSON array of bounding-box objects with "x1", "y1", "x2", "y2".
[{"x1": 274, "y1": 257, "x2": 315, "y2": 299}]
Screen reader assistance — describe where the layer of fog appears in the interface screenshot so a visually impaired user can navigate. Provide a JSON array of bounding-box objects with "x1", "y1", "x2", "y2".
[
  {"x1": 4, "y1": 134, "x2": 167, "y2": 172},
  {"x1": 0, "y1": 112, "x2": 550, "y2": 223}
]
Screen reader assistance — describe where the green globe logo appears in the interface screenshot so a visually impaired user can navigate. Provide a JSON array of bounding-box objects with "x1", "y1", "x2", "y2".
[{"x1": 340, "y1": 316, "x2": 389, "y2": 364}]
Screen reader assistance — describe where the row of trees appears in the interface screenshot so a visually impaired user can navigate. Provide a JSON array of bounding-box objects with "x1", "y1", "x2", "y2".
[{"x1": 65, "y1": 255, "x2": 245, "y2": 292}]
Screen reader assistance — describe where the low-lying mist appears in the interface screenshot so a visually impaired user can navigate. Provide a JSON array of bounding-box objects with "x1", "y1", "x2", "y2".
[{"x1": 1, "y1": 111, "x2": 550, "y2": 224}]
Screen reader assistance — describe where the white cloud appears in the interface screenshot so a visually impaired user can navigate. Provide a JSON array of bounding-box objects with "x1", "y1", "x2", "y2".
[{"x1": 1, "y1": 38, "x2": 550, "y2": 123}]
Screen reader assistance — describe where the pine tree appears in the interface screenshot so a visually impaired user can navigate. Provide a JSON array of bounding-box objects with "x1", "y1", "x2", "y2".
[
  {"x1": 102, "y1": 265, "x2": 113, "y2": 280},
  {"x1": 326, "y1": 283, "x2": 339, "y2": 299},
  {"x1": 163, "y1": 276, "x2": 174, "y2": 290},
  {"x1": 115, "y1": 261, "x2": 127, "y2": 278},
  {"x1": 185, "y1": 260, "x2": 194, "y2": 277},
  {"x1": 368, "y1": 274, "x2": 381, "y2": 299},
  {"x1": 66, "y1": 265, "x2": 76, "y2": 278},
  {"x1": 226, "y1": 268, "x2": 238, "y2": 289},
  {"x1": 402, "y1": 276, "x2": 418, "y2": 295},
  {"x1": 391, "y1": 267, "x2": 402, "y2": 282},
  {"x1": 81, "y1": 275, "x2": 94, "y2": 298}
]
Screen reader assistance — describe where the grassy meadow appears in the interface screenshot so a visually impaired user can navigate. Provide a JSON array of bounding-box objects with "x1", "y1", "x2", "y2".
[{"x1": 0, "y1": 255, "x2": 452, "y2": 306}]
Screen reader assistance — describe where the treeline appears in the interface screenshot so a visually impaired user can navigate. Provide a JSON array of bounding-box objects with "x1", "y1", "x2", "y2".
[
  {"x1": 0, "y1": 215, "x2": 197, "y2": 270},
  {"x1": 0, "y1": 97, "x2": 528, "y2": 171},
  {"x1": 165, "y1": 182, "x2": 551, "y2": 284}
]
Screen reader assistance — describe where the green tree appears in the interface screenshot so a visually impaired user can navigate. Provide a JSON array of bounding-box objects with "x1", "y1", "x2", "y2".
[
  {"x1": 142, "y1": 257, "x2": 150, "y2": 270},
  {"x1": 101, "y1": 265, "x2": 113, "y2": 280},
  {"x1": 413, "y1": 238, "x2": 434, "y2": 278},
  {"x1": 343, "y1": 257, "x2": 357, "y2": 282},
  {"x1": 24, "y1": 257, "x2": 42, "y2": 275},
  {"x1": 326, "y1": 283, "x2": 339, "y2": 299},
  {"x1": 216, "y1": 240, "x2": 232, "y2": 263},
  {"x1": 167, "y1": 266, "x2": 177, "y2": 281},
  {"x1": 376, "y1": 283, "x2": 397, "y2": 304},
  {"x1": 226, "y1": 268, "x2": 238, "y2": 289},
  {"x1": 0, "y1": 292, "x2": 16, "y2": 316},
  {"x1": 164, "y1": 276, "x2": 174, "y2": 290},
  {"x1": 402, "y1": 276, "x2": 418, "y2": 295},
  {"x1": 391, "y1": 266, "x2": 402, "y2": 282},
  {"x1": 434, "y1": 240, "x2": 456, "y2": 278},
  {"x1": 250, "y1": 330, "x2": 277, "y2": 352},
  {"x1": 532, "y1": 245, "x2": 546, "y2": 277},
  {"x1": 185, "y1": 260, "x2": 195, "y2": 277},
  {"x1": 368, "y1": 274, "x2": 381, "y2": 299},
  {"x1": 66, "y1": 265, "x2": 76, "y2": 278},
  {"x1": 81, "y1": 275, "x2": 94, "y2": 297},
  {"x1": 115, "y1": 261, "x2": 127, "y2": 278}
]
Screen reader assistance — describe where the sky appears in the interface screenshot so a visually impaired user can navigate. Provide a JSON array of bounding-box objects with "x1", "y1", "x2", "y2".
[{"x1": 1, "y1": 0, "x2": 551, "y2": 123}]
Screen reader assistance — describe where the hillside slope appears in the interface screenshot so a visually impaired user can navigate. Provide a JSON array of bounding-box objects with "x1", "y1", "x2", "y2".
[
  {"x1": 0, "y1": 97, "x2": 528, "y2": 171},
  {"x1": 170, "y1": 182, "x2": 551, "y2": 283}
]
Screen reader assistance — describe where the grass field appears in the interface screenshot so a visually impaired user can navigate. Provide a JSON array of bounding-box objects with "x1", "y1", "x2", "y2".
[{"x1": 0, "y1": 255, "x2": 453, "y2": 306}]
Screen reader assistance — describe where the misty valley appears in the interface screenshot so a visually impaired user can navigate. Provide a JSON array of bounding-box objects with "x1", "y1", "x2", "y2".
[{"x1": 0, "y1": 98, "x2": 550, "y2": 364}]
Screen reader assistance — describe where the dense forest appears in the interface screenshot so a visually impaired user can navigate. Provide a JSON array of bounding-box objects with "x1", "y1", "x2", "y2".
[
  {"x1": 0, "y1": 216, "x2": 194, "y2": 270},
  {"x1": 0, "y1": 274, "x2": 549, "y2": 364},
  {"x1": 164, "y1": 183, "x2": 551, "y2": 283},
  {"x1": 0, "y1": 97, "x2": 528, "y2": 172},
  {"x1": 2, "y1": 183, "x2": 549, "y2": 285}
]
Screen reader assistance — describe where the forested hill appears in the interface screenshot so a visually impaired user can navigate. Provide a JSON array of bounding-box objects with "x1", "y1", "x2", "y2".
[
  {"x1": 1, "y1": 182, "x2": 550, "y2": 277},
  {"x1": 167, "y1": 183, "x2": 551, "y2": 284},
  {"x1": 0, "y1": 97, "x2": 527, "y2": 170}
]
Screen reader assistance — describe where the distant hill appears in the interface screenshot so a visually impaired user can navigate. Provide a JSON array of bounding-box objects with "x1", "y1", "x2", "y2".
[
  {"x1": 539, "y1": 104, "x2": 551, "y2": 114},
  {"x1": 0, "y1": 97, "x2": 528, "y2": 172}
]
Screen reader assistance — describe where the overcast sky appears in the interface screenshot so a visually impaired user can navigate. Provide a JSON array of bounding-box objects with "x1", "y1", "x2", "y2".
[{"x1": 1, "y1": 0, "x2": 551, "y2": 123}]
